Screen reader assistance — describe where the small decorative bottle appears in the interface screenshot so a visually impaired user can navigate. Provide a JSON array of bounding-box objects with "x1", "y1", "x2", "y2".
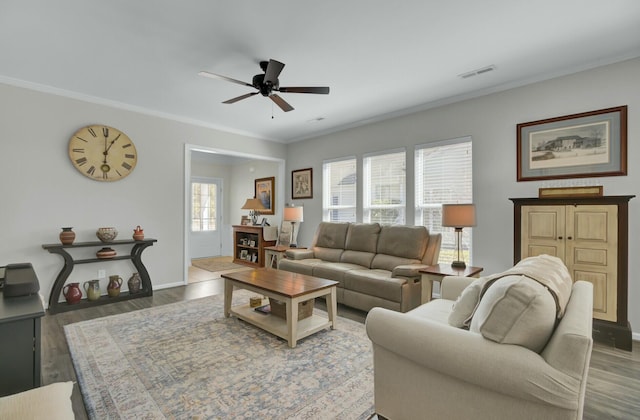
[
  {"x1": 128, "y1": 273, "x2": 142, "y2": 294},
  {"x1": 59, "y1": 227, "x2": 76, "y2": 245}
]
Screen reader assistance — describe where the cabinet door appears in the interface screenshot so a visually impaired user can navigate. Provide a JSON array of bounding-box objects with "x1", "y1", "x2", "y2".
[
  {"x1": 521, "y1": 205, "x2": 566, "y2": 260},
  {"x1": 566, "y1": 205, "x2": 618, "y2": 322},
  {"x1": 0, "y1": 319, "x2": 35, "y2": 396}
]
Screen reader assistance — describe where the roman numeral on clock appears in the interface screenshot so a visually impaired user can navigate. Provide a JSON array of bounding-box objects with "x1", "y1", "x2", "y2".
[
  {"x1": 121, "y1": 162, "x2": 132, "y2": 171},
  {"x1": 75, "y1": 157, "x2": 87, "y2": 166},
  {"x1": 125, "y1": 154, "x2": 135, "y2": 159},
  {"x1": 88, "y1": 127, "x2": 97, "y2": 137},
  {"x1": 87, "y1": 166, "x2": 96, "y2": 176},
  {"x1": 72, "y1": 148, "x2": 85, "y2": 153}
]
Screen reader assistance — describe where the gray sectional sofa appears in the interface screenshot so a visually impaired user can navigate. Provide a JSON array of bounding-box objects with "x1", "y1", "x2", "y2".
[{"x1": 278, "y1": 222, "x2": 441, "y2": 312}]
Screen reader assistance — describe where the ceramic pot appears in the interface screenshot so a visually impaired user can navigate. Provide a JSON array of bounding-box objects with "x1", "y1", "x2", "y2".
[
  {"x1": 96, "y1": 227, "x2": 118, "y2": 242},
  {"x1": 132, "y1": 225, "x2": 145, "y2": 241},
  {"x1": 63, "y1": 283, "x2": 82, "y2": 304},
  {"x1": 59, "y1": 227, "x2": 76, "y2": 245},
  {"x1": 96, "y1": 247, "x2": 117, "y2": 259},
  {"x1": 128, "y1": 272, "x2": 142, "y2": 294},
  {"x1": 83, "y1": 279, "x2": 101, "y2": 301},
  {"x1": 107, "y1": 275, "x2": 123, "y2": 297}
]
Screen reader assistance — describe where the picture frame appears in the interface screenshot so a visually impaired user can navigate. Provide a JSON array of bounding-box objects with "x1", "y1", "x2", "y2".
[
  {"x1": 517, "y1": 106, "x2": 627, "y2": 182},
  {"x1": 240, "y1": 216, "x2": 251, "y2": 225},
  {"x1": 255, "y1": 176, "x2": 275, "y2": 215},
  {"x1": 539, "y1": 185, "x2": 603, "y2": 199},
  {"x1": 292, "y1": 168, "x2": 313, "y2": 199},
  {"x1": 240, "y1": 250, "x2": 248, "y2": 260}
]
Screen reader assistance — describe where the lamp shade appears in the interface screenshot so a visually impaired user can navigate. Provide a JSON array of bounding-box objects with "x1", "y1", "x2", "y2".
[
  {"x1": 283, "y1": 206, "x2": 304, "y2": 222},
  {"x1": 241, "y1": 198, "x2": 266, "y2": 210},
  {"x1": 442, "y1": 204, "x2": 476, "y2": 228}
]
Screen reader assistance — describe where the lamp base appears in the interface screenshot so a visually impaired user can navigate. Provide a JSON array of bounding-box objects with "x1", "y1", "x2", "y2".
[{"x1": 451, "y1": 260, "x2": 467, "y2": 269}]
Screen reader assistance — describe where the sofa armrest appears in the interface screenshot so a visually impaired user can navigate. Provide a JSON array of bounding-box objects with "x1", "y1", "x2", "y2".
[
  {"x1": 366, "y1": 307, "x2": 582, "y2": 410},
  {"x1": 440, "y1": 276, "x2": 477, "y2": 300},
  {"x1": 285, "y1": 249, "x2": 315, "y2": 260},
  {"x1": 392, "y1": 264, "x2": 430, "y2": 278}
]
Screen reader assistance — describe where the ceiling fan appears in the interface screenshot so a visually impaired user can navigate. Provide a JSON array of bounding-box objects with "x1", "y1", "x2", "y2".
[{"x1": 198, "y1": 59, "x2": 329, "y2": 112}]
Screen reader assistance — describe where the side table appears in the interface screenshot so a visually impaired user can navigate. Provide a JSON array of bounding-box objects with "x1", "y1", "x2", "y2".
[
  {"x1": 419, "y1": 264, "x2": 483, "y2": 303},
  {"x1": 264, "y1": 245, "x2": 306, "y2": 269}
]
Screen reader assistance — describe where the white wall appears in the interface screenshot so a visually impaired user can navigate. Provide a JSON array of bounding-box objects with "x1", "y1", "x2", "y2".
[
  {"x1": 286, "y1": 57, "x2": 640, "y2": 337},
  {"x1": 0, "y1": 83, "x2": 285, "y2": 302}
]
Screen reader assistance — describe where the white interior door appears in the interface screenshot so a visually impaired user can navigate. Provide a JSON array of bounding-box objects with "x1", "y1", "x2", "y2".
[{"x1": 189, "y1": 177, "x2": 222, "y2": 259}]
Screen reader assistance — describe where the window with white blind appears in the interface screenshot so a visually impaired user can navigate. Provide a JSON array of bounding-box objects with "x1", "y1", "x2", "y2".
[
  {"x1": 363, "y1": 149, "x2": 406, "y2": 224},
  {"x1": 415, "y1": 137, "x2": 473, "y2": 264},
  {"x1": 322, "y1": 157, "x2": 357, "y2": 222}
]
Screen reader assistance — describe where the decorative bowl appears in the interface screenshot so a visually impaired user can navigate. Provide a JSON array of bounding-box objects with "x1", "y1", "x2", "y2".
[
  {"x1": 96, "y1": 227, "x2": 118, "y2": 242},
  {"x1": 96, "y1": 247, "x2": 117, "y2": 259}
]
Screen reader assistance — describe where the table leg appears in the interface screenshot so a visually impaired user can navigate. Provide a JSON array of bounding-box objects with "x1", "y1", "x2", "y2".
[
  {"x1": 224, "y1": 279, "x2": 233, "y2": 318},
  {"x1": 326, "y1": 287, "x2": 337, "y2": 329},
  {"x1": 287, "y1": 297, "x2": 299, "y2": 348},
  {"x1": 421, "y1": 274, "x2": 435, "y2": 304}
]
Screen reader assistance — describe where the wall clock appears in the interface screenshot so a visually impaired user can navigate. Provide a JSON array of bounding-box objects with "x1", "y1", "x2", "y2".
[{"x1": 68, "y1": 124, "x2": 137, "y2": 181}]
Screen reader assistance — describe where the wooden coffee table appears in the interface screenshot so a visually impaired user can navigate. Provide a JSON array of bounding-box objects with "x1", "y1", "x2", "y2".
[{"x1": 222, "y1": 269, "x2": 338, "y2": 348}]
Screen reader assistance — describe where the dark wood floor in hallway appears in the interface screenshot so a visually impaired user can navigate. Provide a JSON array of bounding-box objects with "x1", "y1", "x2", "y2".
[{"x1": 41, "y1": 279, "x2": 640, "y2": 419}]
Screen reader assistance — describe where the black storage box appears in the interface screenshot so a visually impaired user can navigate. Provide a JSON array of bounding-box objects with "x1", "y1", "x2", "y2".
[{"x1": 3, "y1": 263, "x2": 40, "y2": 297}]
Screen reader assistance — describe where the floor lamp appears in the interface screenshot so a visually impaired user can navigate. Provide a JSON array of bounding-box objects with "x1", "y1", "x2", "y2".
[
  {"x1": 283, "y1": 205, "x2": 304, "y2": 247},
  {"x1": 442, "y1": 204, "x2": 476, "y2": 268}
]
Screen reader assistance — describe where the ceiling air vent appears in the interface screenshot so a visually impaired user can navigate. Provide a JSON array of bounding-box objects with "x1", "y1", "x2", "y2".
[{"x1": 458, "y1": 65, "x2": 496, "y2": 79}]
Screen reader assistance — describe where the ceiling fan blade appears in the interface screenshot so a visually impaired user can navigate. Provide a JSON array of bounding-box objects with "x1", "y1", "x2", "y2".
[
  {"x1": 269, "y1": 94, "x2": 294, "y2": 112},
  {"x1": 198, "y1": 71, "x2": 253, "y2": 88},
  {"x1": 223, "y1": 92, "x2": 258, "y2": 104},
  {"x1": 277, "y1": 86, "x2": 330, "y2": 94},
  {"x1": 264, "y1": 59, "x2": 285, "y2": 85}
]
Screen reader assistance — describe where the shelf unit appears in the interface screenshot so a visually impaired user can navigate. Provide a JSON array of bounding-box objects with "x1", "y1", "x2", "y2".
[
  {"x1": 232, "y1": 225, "x2": 276, "y2": 267},
  {"x1": 42, "y1": 238, "x2": 157, "y2": 314}
]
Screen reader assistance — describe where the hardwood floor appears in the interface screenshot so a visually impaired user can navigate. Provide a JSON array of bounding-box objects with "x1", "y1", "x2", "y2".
[{"x1": 41, "y1": 279, "x2": 639, "y2": 419}]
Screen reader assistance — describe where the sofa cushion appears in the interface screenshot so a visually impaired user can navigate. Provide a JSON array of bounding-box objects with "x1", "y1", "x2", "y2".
[
  {"x1": 470, "y1": 275, "x2": 556, "y2": 353},
  {"x1": 313, "y1": 262, "x2": 366, "y2": 287},
  {"x1": 278, "y1": 258, "x2": 322, "y2": 276},
  {"x1": 345, "y1": 223, "x2": 380, "y2": 252},
  {"x1": 314, "y1": 222, "x2": 349, "y2": 249},
  {"x1": 448, "y1": 277, "x2": 487, "y2": 328},
  {"x1": 312, "y1": 247, "x2": 344, "y2": 262},
  {"x1": 344, "y1": 269, "x2": 406, "y2": 302},
  {"x1": 371, "y1": 254, "x2": 421, "y2": 273},
  {"x1": 0, "y1": 381, "x2": 74, "y2": 420},
  {"x1": 341, "y1": 250, "x2": 376, "y2": 267},
  {"x1": 376, "y1": 225, "x2": 427, "y2": 260}
]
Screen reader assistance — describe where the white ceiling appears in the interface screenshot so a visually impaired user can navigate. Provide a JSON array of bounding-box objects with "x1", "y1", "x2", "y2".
[{"x1": 2, "y1": 1, "x2": 640, "y2": 143}]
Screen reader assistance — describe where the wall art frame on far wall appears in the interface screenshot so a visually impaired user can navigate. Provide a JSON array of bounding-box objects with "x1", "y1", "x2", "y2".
[
  {"x1": 255, "y1": 176, "x2": 275, "y2": 215},
  {"x1": 292, "y1": 167, "x2": 313, "y2": 199},
  {"x1": 516, "y1": 105, "x2": 627, "y2": 182}
]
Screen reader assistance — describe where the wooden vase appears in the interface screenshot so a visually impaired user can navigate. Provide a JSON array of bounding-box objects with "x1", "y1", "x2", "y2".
[{"x1": 59, "y1": 227, "x2": 76, "y2": 245}]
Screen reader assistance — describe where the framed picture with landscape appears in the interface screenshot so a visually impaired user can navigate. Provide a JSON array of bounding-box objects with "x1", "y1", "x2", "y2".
[
  {"x1": 516, "y1": 106, "x2": 627, "y2": 182},
  {"x1": 292, "y1": 168, "x2": 313, "y2": 199},
  {"x1": 255, "y1": 176, "x2": 275, "y2": 215}
]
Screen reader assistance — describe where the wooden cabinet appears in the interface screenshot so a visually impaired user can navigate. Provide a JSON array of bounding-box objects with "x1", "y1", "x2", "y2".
[
  {"x1": 0, "y1": 265, "x2": 45, "y2": 396},
  {"x1": 511, "y1": 196, "x2": 634, "y2": 350},
  {"x1": 233, "y1": 225, "x2": 276, "y2": 267}
]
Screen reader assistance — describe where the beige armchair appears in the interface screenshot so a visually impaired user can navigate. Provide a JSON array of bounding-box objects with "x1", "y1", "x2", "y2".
[{"x1": 366, "y1": 274, "x2": 593, "y2": 420}]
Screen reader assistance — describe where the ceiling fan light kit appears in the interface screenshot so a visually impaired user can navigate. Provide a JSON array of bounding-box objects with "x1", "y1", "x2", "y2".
[{"x1": 199, "y1": 59, "x2": 330, "y2": 112}]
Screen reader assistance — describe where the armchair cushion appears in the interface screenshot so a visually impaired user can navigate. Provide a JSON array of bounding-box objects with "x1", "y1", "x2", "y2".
[
  {"x1": 448, "y1": 277, "x2": 487, "y2": 328},
  {"x1": 470, "y1": 275, "x2": 556, "y2": 352}
]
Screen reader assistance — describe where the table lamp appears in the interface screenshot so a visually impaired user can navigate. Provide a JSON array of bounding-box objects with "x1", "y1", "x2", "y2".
[
  {"x1": 283, "y1": 205, "x2": 304, "y2": 247},
  {"x1": 442, "y1": 203, "x2": 476, "y2": 268},
  {"x1": 241, "y1": 198, "x2": 266, "y2": 225}
]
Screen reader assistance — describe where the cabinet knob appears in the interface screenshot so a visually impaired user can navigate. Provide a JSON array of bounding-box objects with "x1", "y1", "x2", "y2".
[
  {"x1": 567, "y1": 236, "x2": 573, "y2": 240},
  {"x1": 558, "y1": 236, "x2": 563, "y2": 240}
]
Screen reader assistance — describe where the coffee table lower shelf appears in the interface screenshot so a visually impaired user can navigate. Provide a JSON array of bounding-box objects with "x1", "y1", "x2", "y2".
[{"x1": 230, "y1": 303, "x2": 333, "y2": 344}]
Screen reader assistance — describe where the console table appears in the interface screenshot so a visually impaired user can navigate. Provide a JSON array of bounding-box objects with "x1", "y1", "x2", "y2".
[{"x1": 42, "y1": 239, "x2": 157, "y2": 314}]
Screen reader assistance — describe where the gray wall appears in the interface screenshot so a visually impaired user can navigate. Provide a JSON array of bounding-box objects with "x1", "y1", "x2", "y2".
[
  {"x1": 285, "y1": 57, "x2": 640, "y2": 338},
  {"x1": 0, "y1": 83, "x2": 285, "y2": 300}
]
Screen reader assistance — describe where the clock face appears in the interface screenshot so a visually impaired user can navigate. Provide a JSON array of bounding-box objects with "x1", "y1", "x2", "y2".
[{"x1": 68, "y1": 125, "x2": 137, "y2": 181}]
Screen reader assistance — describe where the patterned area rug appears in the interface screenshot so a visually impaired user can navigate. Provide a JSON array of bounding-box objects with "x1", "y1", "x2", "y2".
[{"x1": 65, "y1": 290, "x2": 375, "y2": 419}]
